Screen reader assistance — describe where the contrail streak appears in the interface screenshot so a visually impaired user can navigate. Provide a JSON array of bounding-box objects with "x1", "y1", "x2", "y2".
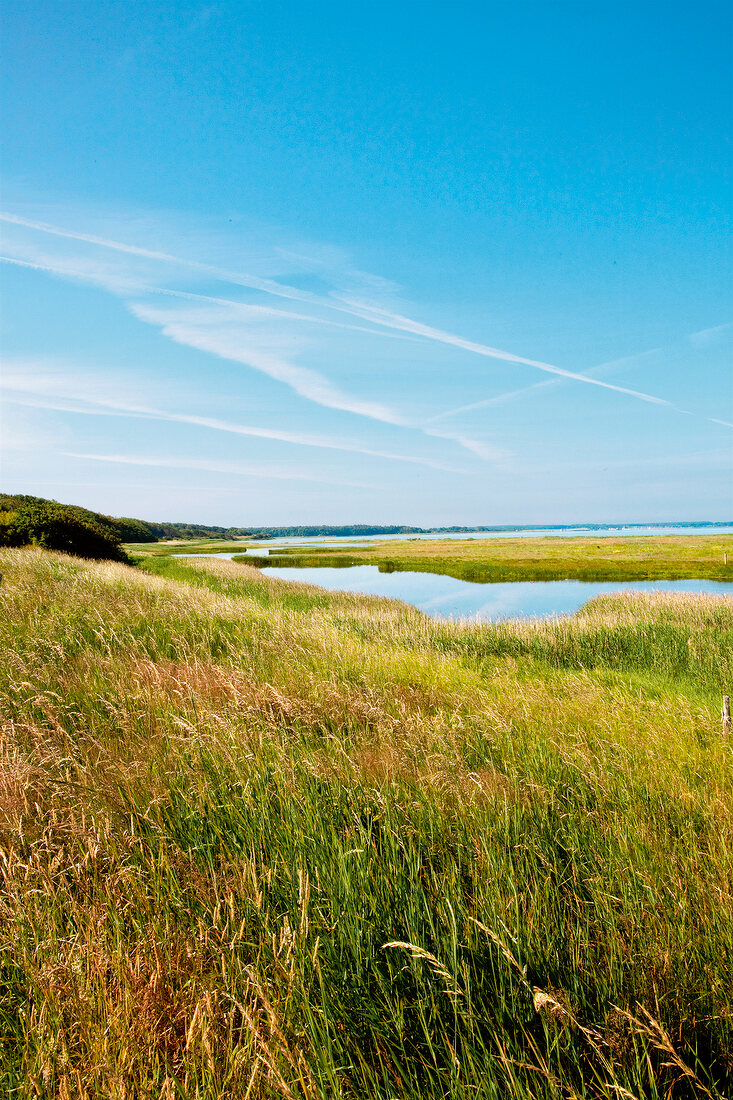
[{"x1": 0, "y1": 212, "x2": 683, "y2": 408}]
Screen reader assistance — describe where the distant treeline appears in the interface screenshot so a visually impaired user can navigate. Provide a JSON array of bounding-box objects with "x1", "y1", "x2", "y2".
[
  {"x1": 2, "y1": 493, "x2": 729, "y2": 563},
  {"x1": 0, "y1": 497, "x2": 505, "y2": 560},
  {"x1": 0, "y1": 499, "x2": 426, "y2": 557},
  {"x1": 246, "y1": 525, "x2": 423, "y2": 538},
  {"x1": 241, "y1": 521, "x2": 733, "y2": 537}
]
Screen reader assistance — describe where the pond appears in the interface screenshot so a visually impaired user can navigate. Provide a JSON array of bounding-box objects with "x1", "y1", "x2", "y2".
[
  {"x1": 262, "y1": 565, "x2": 733, "y2": 621},
  {"x1": 176, "y1": 554, "x2": 733, "y2": 621}
]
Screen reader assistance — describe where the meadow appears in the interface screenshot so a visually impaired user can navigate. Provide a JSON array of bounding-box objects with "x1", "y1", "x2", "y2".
[
  {"x1": 1, "y1": 547, "x2": 732, "y2": 1098},
  {"x1": 125, "y1": 532, "x2": 733, "y2": 582},
  {"x1": 242, "y1": 534, "x2": 733, "y2": 583}
]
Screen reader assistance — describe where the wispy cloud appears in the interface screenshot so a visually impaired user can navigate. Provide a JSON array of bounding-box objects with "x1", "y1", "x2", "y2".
[
  {"x1": 425, "y1": 348, "x2": 666, "y2": 424},
  {"x1": 1, "y1": 210, "x2": 685, "y2": 415},
  {"x1": 0, "y1": 253, "x2": 415, "y2": 341},
  {"x1": 687, "y1": 322, "x2": 733, "y2": 349},
  {"x1": 422, "y1": 425, "x2": 512, "y2": 464},
  {"x1": 0, "y1": 211, "x2": 361, "y2": 307},
  {"x1": 338, "y1": 299, "x2": 674, "y2": 406},
  {"x1": 425, "y1": 339, "x2": 733, "y2": 433},
  {"x1": 7, "y1": 208, "x2": 728, "y2": 473},
  {"x1": 0, "y1": 362, "x2": 461, "y2": 471},
  {"x1": 0, "y1": 235, "x2": 411, "y2": 429},
  {"x1": 0, "y1": 250, "x2": 152, "y2": 295},
  {"x1": 425, "y1": 378, "x2": 559, "y2": 423},
  {"x1": 128, "y1": 301, "x2": 407, "y2": 424},
  {"x1": 0, "y1": 250, "x2": 509, "y2": 464},
  {"x1": 153, "y1": 286, "x2": 417, "y2": 339},
  {"x1": 64, "y1": 451, "x2": 379, "y2": 487}
]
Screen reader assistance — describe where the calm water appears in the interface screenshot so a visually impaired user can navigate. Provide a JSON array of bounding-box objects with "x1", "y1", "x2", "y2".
[
  {"x1": 244, "y1": 562, "x2": 733, "y2": 622},
  {"x1": 173, "y1": 535, "x2": 733, "y2": 620}
]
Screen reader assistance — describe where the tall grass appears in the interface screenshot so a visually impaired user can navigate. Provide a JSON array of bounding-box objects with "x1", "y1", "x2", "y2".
[{"x1": 1, "y1": 548, "x2": 731, "y2": 1098}]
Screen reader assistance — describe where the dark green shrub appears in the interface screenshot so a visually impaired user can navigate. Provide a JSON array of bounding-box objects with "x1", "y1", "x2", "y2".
[{"x1": 0, "y1": 498, "x2": 127, "y2": 561}]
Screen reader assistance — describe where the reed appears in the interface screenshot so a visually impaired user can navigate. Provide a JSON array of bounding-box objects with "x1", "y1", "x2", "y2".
[{"x1": 1, "y1": 547, "x2": 731, "y2": 1098}]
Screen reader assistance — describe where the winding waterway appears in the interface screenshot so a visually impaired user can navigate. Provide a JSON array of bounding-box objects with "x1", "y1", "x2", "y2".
[{"x1": 176, "y1": 553, "x2": 733, "y2": 622}]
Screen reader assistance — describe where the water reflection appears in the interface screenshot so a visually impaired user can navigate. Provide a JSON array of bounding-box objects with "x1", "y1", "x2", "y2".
[{"x1": 260, "y1": 564, "x2": 733, "y2": 622}]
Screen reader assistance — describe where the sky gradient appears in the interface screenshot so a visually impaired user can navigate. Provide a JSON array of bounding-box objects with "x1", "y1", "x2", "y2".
[{"x1": 1, "y1": 0, "x2": 731, "y2": 525}]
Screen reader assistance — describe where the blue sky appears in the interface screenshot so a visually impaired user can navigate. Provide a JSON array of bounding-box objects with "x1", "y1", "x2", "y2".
[{"x1": 1, "y1": 0, "x2": 731, "y2": 525}]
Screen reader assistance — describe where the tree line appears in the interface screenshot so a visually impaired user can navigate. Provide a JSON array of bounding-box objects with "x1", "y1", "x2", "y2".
[
  {"x1": 0, "y1": 495, "x2": 471, "y2": 562},
  {"x1": 8, "y1": 492, "x2": 712, "y2": 564}
]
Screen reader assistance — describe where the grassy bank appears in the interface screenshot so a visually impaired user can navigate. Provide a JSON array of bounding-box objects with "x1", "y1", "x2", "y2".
[
  {"x1": 125, "y1": 538, "x2": 256, "y2": 557},
  {"x1": 242, "y1": 534, "x2": 733, "y2": 582},
  {"x1": 2, "y1": 548, "x2": 732, "y2": 1098}
]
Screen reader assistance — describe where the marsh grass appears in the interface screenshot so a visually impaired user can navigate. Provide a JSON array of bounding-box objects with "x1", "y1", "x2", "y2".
[
  {"x1": 239, "y1": 533, "x2": 733, "y2": 582},
  {"x1": 1, "y1": 548, "x2": 731, "y2": 1098}
]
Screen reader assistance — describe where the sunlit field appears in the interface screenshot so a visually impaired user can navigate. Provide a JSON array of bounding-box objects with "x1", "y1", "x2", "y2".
[
  {"x1": 125, "y1": 532, "x2": 733, "y2": 582},
  {"x1": 2, "y1": 548, "x2": 731, "y2": 1098},
  {"x1": 243, "y1": 533, "x2": 733, "y2": 583}
]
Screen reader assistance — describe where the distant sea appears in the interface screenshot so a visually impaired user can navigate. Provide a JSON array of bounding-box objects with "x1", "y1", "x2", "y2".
[{"x1": 258, "y1": 522, "x2": 733, "y2": 547}]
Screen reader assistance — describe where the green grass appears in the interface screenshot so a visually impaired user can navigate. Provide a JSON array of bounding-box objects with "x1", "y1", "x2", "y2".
[
  {"x1": 1, "y1": 547, "x2": 732, "y2": 1098},
  {"x1": 125, "y1": 537, "x2": 257, "y2": 557},
  {"x1": 125, "y1": 532, "x2": 733, "y2": 580},
  {"x1": 240, "y1": 533, "x2": 733, "y2": 582}
]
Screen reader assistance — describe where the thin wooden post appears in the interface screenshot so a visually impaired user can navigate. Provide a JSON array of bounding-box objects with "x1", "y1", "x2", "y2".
[
  {"x1": 723, "y1": 696, "x2": 731, "y2": 735},
  {"x1": 725, "y1": 552, "x2": 728, "y2": 565}
]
